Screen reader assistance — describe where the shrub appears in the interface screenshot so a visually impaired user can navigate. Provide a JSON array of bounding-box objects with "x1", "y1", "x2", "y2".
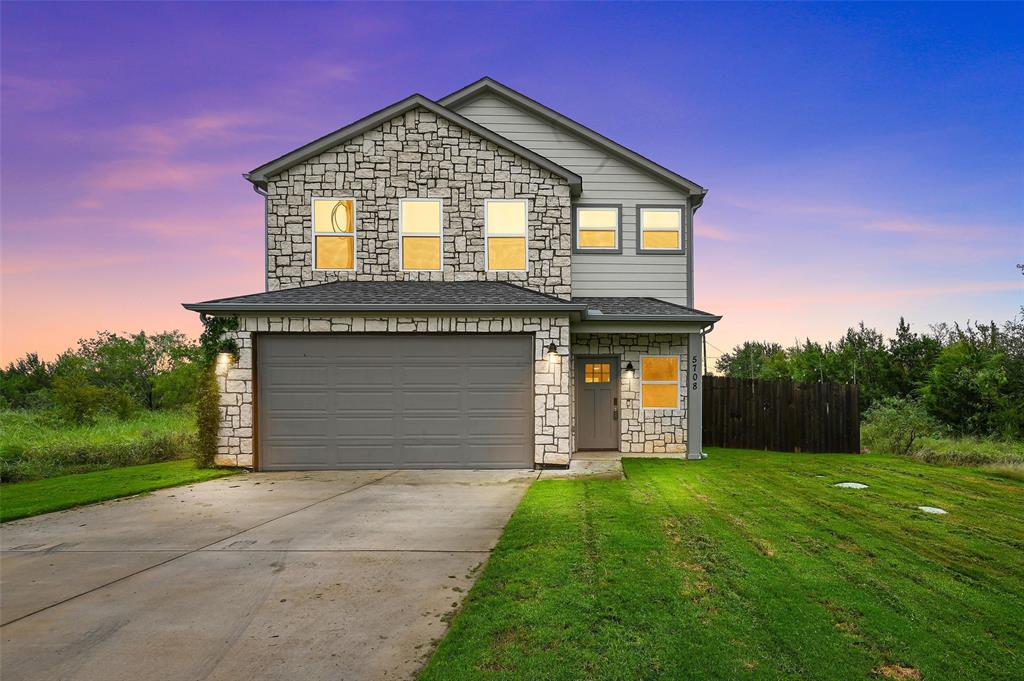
[
  {"x1": 861, "y1": 396, "x2": 939, "y2": 457},
  {"x1": 153, "y1": 361, "x2": 201, "y2": 409},
  {"x1": 194, "y1": 364, "x2": 220, "y2": 468},
  {"x1": 104, "y1": 385, "x2": 141, "y2": 420},
  {"x1": 51, "y1": 373, "x2": 105, "y2": 425}
]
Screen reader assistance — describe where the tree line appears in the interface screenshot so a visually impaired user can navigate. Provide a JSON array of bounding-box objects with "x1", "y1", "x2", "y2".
[{"x1": 714, "y1": 311, "x2": 1024, "y2": 439}]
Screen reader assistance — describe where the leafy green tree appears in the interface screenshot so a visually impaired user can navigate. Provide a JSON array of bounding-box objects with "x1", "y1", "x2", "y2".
[
  {"x1": 889, "y1": 317, "x2": 941, "y2": 397},
  {"x1": 715, "y1": 341, "x2": 786, "y2": 379},
  {"x1": 0, "y1": 353, "x2": 52, "y2": 409},
  {"x1": 74, "y1": 331, "x2": 198, "y2": 409},
  {"x1": 922, "y1": 341, "x2": 1006, "y2": 435},
  {"x1": 153, "y1": 362, "x2": 203, "y2": 409}
]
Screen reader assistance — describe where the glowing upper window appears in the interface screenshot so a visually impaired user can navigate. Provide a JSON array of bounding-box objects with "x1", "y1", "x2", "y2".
[
  {"x1": 485, "y1": 200, "x2": 528, "y2": 271},
  {"x1": 312, "y1": 198, "x2": 356, "y2": 270},
  {"x1": 400, "y1": 199, "x2": 443, "y2": 270}
]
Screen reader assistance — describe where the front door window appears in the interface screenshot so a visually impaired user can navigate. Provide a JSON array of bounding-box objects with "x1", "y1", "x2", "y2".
[{"x1": 584, "y1": 362, "x2": 611, "y2": 383}]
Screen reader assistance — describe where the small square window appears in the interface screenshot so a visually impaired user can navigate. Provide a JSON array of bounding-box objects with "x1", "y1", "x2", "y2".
[
  {"x1": 575, "y1": 206, "x2": 621, "y2": 252},
  {"x1": 637, "y1": 206, "x2": 684, "y2": 254}
]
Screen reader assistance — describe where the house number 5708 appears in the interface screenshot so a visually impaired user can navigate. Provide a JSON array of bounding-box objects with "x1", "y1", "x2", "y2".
[{"x1": 691, "y1": 355, "x2": 700, "y2": 391}]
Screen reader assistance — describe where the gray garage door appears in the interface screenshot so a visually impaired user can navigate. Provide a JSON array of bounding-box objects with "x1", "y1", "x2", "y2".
[{"x1": 257, "y1": 334, "x2": 534, "y2": 470}]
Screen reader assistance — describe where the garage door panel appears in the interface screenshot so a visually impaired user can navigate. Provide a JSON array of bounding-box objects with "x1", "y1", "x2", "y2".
[
  {"x1": 261, "y1": 445, "x2": 330, "y2": 468},
  {"x1": 466, "y1": 365, "x2": 530, "y2": 385},
  {"x1": 258, "y1": 334, "x2": 533, "y2": 469},
  {"x1": 400, "y1": 365, "x2": 460, "y2": 385},
  {"x1": 333, "y1": 390, "x2": 399, "y2": 412},
  {"x1": 401, "y1": 390, "x2": 461, "y2": 411},
  {"x1": 333, "y1": 416, "x2": 395, "y2": 436},
  {"x1": 261, "y1": 366, "x2": 329, "y2": 387},
  {"x1": 264, "y1": 416, "x2": 329, "y2": 437},
  {"x1": 465, "y1": 389, "x2": 529, "y2": 411},
  {"x1": 466, "y1": 416, "x2": 531, "y2": 436},
  {"x1": 402, "y1": 416, "x2": 463, "y2": 436},
  {"x1": 262, "y1": 391, "x2": 330, "y2": 412},
  {"x1": 332, "y1": 364, "x2": 395, "y2": 384}
]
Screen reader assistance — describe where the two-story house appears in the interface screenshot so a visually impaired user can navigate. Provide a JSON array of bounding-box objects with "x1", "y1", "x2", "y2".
[{"x1": 184, "y1": 77, "x2": 721, "y2": 470}]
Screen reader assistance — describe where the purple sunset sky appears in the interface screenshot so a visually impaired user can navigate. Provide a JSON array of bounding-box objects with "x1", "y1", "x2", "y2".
[{"x1": 1, "y1": 1, "x2": 1021, "y2": 364}]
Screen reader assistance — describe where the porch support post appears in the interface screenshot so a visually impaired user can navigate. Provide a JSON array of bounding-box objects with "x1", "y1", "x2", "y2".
[{"x1": 686, "y1": 332, "x2": 705, "y2": 460}]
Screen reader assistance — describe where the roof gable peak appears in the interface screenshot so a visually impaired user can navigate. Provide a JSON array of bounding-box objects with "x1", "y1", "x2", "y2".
[
  {"x1": 438, "y1": 77, "x2": 706, "y2": 203},
  {"x1": 245, "y1": 91, "x2": 581, "y2": 194}
]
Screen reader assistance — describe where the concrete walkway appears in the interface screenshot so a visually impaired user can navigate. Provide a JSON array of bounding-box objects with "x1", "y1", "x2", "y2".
[{"x1": 1, "y1": 469, "x2": 536, "y2": 681}]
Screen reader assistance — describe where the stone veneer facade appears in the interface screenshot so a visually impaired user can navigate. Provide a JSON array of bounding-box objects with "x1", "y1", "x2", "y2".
[
  {"x1": 571, "y1": 333, "x2": 689, "y2": 454},
  {"x1": 215, "y1": 314, "x2": 571, "y2": 469},
  {"x1": 265, "y1": 107, "x2": 573, "y2": 297}
]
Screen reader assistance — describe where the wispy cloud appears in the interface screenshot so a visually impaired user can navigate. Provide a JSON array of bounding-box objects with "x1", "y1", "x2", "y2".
[
  {"x1": 86, "y1": 158, "x2": 238, "y2": 191},
  {"x1": 1, "y1": 253, "x2": 144, "y2": 276},
  {"x1": 695, "y1": 223, "x2": 741, "y2": 241},
  {"x1": 2, "y1": 74, "x2": 84, "y2": 112},
  {"x1": 105, "y1": 112, "x2": 277, "y2": 154}
]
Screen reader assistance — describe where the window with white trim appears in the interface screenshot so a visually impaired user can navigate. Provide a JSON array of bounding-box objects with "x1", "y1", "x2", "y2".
[
  {"x1": 641, "y1": 356, "x2": 680, "y2": 409},
  {"x1": 400, "y1": 198, "x2": 443, "y2": 271},
  {"x1": 575, "y1": 206, "x2": 620, "y2": 251},
  {"x1": 485, "y1": 199, "x2": 528, "y2": 271},
  {"x1": 638, "y1": 206, "x2": 684, "y2": 252},
  {"x1": 312, "y1": 198, "x2": 356, "y2": 270}
]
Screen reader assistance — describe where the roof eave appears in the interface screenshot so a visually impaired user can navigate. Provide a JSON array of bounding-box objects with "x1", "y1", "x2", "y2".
[
  {"x1": 182, "y1": 302, "x2": 587, "y2": 314},
  {"x1": 583, "y1": 312, "x2": 722, "y2": 324}
]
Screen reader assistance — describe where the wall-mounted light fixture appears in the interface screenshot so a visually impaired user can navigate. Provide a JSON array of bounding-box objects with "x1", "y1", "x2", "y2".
[
  {"x1": 215, "y1": 350, "x2": 235, "y2": 374},
  {"x1": 624, "y1": 361, "x2": 635, "y2": 379},
  {"x1": 546, "y1": 342, "x2": 558, "y2": 362}
]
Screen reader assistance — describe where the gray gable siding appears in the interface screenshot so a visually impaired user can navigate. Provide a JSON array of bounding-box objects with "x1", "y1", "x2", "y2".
[{"x1": 451, "y1": 93, "x2": 693, "y2": 306}]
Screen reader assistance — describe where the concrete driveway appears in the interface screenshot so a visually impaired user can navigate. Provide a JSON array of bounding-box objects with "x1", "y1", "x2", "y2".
[{"x1": 1, "y1": 469, "x2": 536, "y2": 681}]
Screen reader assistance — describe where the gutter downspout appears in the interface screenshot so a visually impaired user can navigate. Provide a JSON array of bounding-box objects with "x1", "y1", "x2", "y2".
[{"x1": 251, "y1": 182, "x2": 270, "y2": 291}]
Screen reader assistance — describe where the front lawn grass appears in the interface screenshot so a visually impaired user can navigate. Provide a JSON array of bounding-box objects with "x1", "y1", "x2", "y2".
[
  {"x1": 420, "y1": 449, "x2": 1023, "y2": 680},
  {"x1": 0, "y1": 459, "x2": 238, "y2": 522}
]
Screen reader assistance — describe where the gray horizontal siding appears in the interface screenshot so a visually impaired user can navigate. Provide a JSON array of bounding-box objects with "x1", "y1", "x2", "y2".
[{"x1": 453, "y1": 94, "x2": 692, "y2": 305}]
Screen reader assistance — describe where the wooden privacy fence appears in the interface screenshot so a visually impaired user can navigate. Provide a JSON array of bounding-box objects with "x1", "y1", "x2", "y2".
[{"x1": 703, "y1": 376, "x2": 860, "y2": 453}]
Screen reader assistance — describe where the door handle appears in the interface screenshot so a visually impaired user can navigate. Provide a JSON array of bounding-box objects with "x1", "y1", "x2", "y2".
[{"x1": 613, "y1": 409, "x2": 619, "y2": 420}]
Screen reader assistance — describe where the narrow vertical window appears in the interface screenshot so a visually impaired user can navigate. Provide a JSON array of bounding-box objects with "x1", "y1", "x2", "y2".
[
  {"x1": 312, "y1": 198, "x2": 356, "y2": 270},
  {"x1": 574, "y1": 205, "x2": 621, "y2": 252},
  {"x1": 637, "y1": 206, "x2": 684, "y2": 253},
  {"x1": 400, "y1": 199, "x2": 443, "y2": 271},
  {"x1": 641, "y1": 356, "x2": 680, "y2": 409},
  {"x1": 485, "y1": 199, "x2": 528, "y2": 271}
]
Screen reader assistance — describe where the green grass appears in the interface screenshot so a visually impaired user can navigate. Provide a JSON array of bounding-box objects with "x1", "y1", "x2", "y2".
[
  {"x1": 0, "y1": 409, "x2": 196, "y2": 482},
  {"x1": 420, "y1": 449, "x2": 1024, "y2": 680},
  {"x1": 0, "y1": 459, "x2": 238, "y2": 522}
]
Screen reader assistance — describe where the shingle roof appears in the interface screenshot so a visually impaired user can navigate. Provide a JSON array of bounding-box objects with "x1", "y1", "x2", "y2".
[
  {"x1": 183, "y1": 283, "x2": 720, "y2": 323},
  {"x1": 574, "y1": 297, "x2": 721, "y2": 321},
  {"x1": 183, "y1": 281, "x2": 585, "y2": 313}
]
